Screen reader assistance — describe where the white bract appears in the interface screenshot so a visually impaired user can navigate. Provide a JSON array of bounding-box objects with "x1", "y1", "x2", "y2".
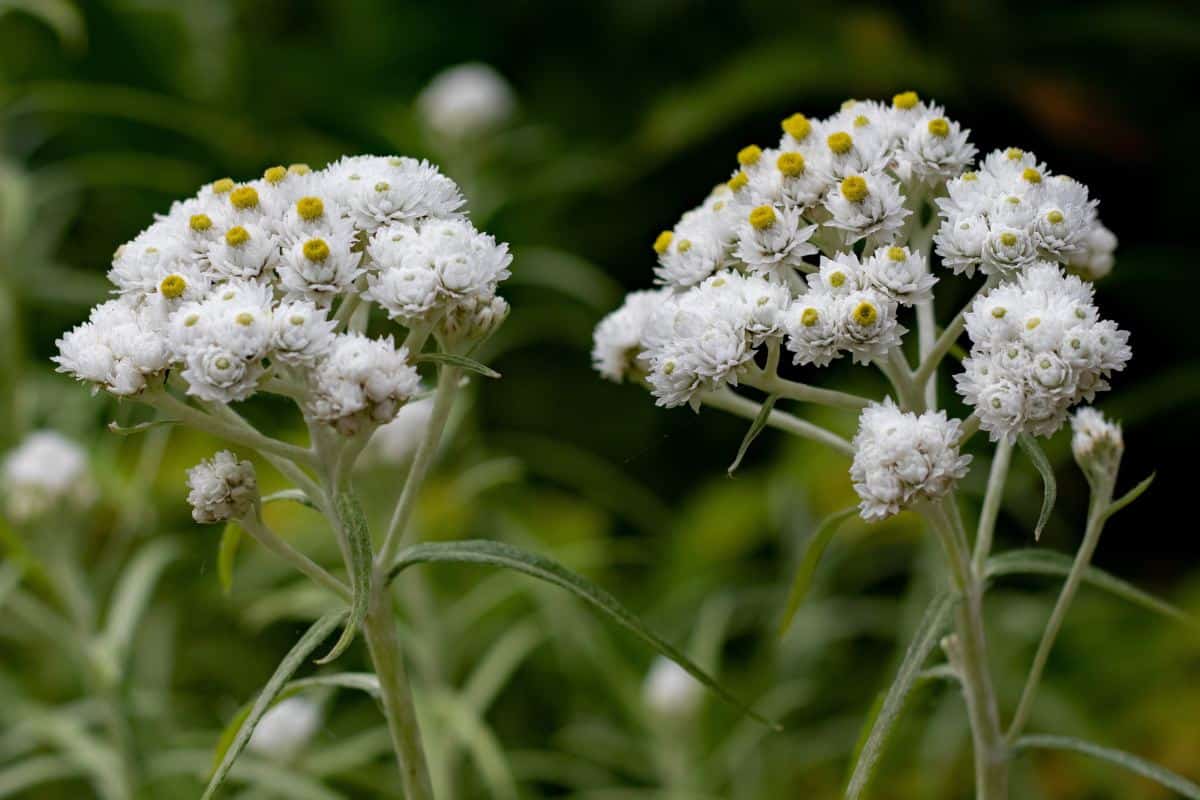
[{"x1": 1, "y1": 431, "x2": 93, "y2": 522}]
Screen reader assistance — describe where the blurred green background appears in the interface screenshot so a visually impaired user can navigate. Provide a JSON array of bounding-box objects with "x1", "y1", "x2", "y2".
[{"x1": 2, "y1": 1, "x2": 1199, "y2": 798}]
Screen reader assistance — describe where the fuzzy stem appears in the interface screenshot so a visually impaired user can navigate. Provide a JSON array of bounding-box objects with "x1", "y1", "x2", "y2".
[
  {"x1": 912, "y1": 274, "x2": 1000, "y2": 390},
  {"x1": 702, "y1": 387, "x2": 855, "y2": 457},
  {"x1": 742, "y1": 369, "x2": 871, "y2": 410},
  {"x1": 238, "y1": 513, "x2": 350, "y2": 600},
  {"x1": 972, "y1": 437, "x2": 1014, "y2": 573},
  {"x1": 1006, "y1": 478, "x2": 1115, "y2": 742}
]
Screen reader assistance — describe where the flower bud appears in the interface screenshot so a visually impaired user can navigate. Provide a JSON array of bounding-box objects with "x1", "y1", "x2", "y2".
[
  {"x1": 186, "y1": 451, "x2": 257, "y2": 524},
  {"x1": 1070, "y1": 407, "x2": 1123, "y2": 488}
]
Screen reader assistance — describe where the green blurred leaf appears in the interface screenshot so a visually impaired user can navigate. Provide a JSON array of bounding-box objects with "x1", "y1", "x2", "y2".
[
  {"x1": 845, "y1": 591, "x2": 956, "y2": 799},
  {"x1": 0, "y1": 754, "x2": 82, "y2": 798},
  {"x1": 431, "y1": 689, "x2": 519, "y2": 800},
  {"x1": 205, "y1": 610, "x2": 346, "y2": 799},
  {"x1": 986, "y1": 548, "x2": 1196, "y2": 629},
  {"x1": 778, "y1": 507, "x2": 859, "y2": 637},
  {"x1": 504, "y1": 246, "x2": 624, "y2": 311},
  {"x1": 1018, "y1": 433, "x2": 1057, "y2": 541},
  {"x1": 1102, "y1": 472, "x2": 1155, "y2": 522},
  {"x1": 315, "y1": 493, "x2": 371, "y2": 665},
  {"x1": 0, "y1": 0, "x2": 85, "y2": 52},
  {"x1": 218, "y1": 523, "x2": 241, "y2": 596},
  {"x1": 415, "y1": 351, "x2": 501, "y2": 379},
  {"x1": 100, "y1": 538, "x2": 179, "y2": 661},
  {"x1": 107, "y1": 418, "x2": 177, "y2": 437},
  {"x1": 390, "y1": 539, "x2": 779, "y2": 729},
  {"x1": 728, "y1": 393, "x2": 777, "y2": 476},
  {"x1": 1015, "y1": 734, "x2": 1200, "y2": 798}
]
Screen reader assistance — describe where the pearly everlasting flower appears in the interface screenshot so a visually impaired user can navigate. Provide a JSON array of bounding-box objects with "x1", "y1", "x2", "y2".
[
  {"x1": 734, "y1": 203, "x2": 818, "y2": 279},
  {"x1": 417, "y1": 63, "x2": 516, "y2": 139},
  {"x1": 277, "y1": 231, "x2": 362, "y2": 304},
  {"x1": 306, "y1": 333, "x2": 421, "y2": 435},
  {"x1": 895, "y1": 113, "x2": 976, "y2": 184},
  {"x1": 247, "y1": 697, "x2": 321, "y2": 760},
  {"x1": 329, "y1": 155, "x2": 465, "y2": 232},
  {"x1": 591, "y1": 289, "x2": 665, "y2": 382},
  {"x1": 2, "y1": 431, "x2": 94, "y2": 522},
  {"x1": 54, "y1": 298, "x2": 170, "y2": 395},
  {"x1": 186, "y1": 451, "x2": 257, "y2": 524},
  {"x1": 643, "y1": 657, "x2": 703, "y2": 719},
  {"x1": 270, "y1": 300, "x2": 336, "y2": 366},
  {"x1": 785, "y1": 292, "x2": 841, "y2": 367},
  {"x1": 957, "y1": 263, "x2": 1130, "y2": 441},
  {"x1": 823, "y1": 172, "x2": 909, "y2": 244},
  {"x1": 1070, "y1": 407, "x2": 1124, "y2": 486},
  {"x1": 850, "y1": 399, "x2": 972, "y2": 520},
  {"x1": 1066, "y1": 223, "x2": 1117, "y2": 281},
  {"x1": 861, "y1": 246, "x2": 937, "y2": 305},
  {"x1": 834, "y1": 289, "x2": 905, "y2": 364}
]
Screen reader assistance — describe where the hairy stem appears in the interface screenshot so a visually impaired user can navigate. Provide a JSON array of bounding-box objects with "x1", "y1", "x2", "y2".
[
  {"x1": 144, "y1": 390, "x2": 316, "y2": 467},
  {"x1": 238, "y1": 513, "x2": 351, "y2": 600},
  {"x1": 743, "y1": 369, "x2": 871, "y2": 410},
  {"x1": 972, "y1": 437, "x2": 1014, "y2": 573},
  {"x1": 702, "y1": 387, "x2": 855, "y2": 457},
  {"x1": 1006, "y1": 479, "x2": 1115, "y2": 742}
]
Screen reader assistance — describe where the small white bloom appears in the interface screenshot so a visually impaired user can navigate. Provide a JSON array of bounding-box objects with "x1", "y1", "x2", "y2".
[
  {"x1": 895, "y1": 113, "x2": 976, "y2": 184},
  {"x1": 278, "y1": 231, "x2": 363, "y2": 304},
  {"x1": 2, "y1": 431, "x2": 93, "y2": 522},
  {"x1": 1066, "y1": 223, "x2": 1117, "y2": 281},
  {"x1": 307, "y1": 333, "x2": 421, "y2": 434},
  {"x1": 54, "y1": 298, "x2": 170, "y2": 396},
  {"x1": 734, "y1": 203, "x2": 818, "y2": 279},
  {"x1": 861, "y1": 246, "x2": 937, "y2": 305},
  {"x1": 331, "y1": 155, "x2": 465, "y2": 231},
  {"x1": 417, "y1": 63, "x2": 516, "y2": 139},
  {"x1": 271, "y1": 300, "x2": 336, "y2": 366},
  {"x1": 247, "y1": 697, "x2": 321, "y2": 760},
  {"x1": 835, "y1": 289, "x2": 905, "y2": 365},
  {"x1": 643, "y1": 657, "x2": 703, "y2": 719},
  {"x1": 208, "y1": 222, "x2": 280, "y2": 281},
  {"x1": 186, "y1": 450, "x2": 257, "y2": 524},
  {"x1": 784, "y1": 291, "x2": 842, "y2": 367},
  {"x1": 823, "y1": 172, "x2": 909, "y2": 244},
  {"x1": 592, "y1": 289, "x2": 665, "y2": 382}
]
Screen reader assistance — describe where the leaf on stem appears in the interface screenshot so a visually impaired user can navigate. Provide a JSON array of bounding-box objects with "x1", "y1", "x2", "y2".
[
  {"x1": 985, "y1": 548, "x2": 1196, "y2": 629},
  {"x1": 388, "y1": 539, "x2": 780, "y2": 729},
  {"x1": 315, "y1": 493, "x2": 373, "y2": 665},
  {"x1": 107, "y1": 418, "x2": 177, "y2": 436},
  {"x1": 1103, "y1": 472, "x2": 1156, "y2": 522},
  {"x1": 204, "y1": 611, "x2": 346, "y2": 798},
  {"x1": 1017, "y1": 434, "x2": 1057, "y2": 540},
  {"x1": 415, "y1": 351, "x2": 501, "y2": 379},
  {"x1": 218, "y1": 523, "x2": 241, "y2": 596},
  {"x1": 100, "y1": 538, "x2": 179, "y2": 661},
  {"x1": 728, "y1": 394, "x2": 778, "y2": 476},
  {"x1": 777, "y1": 507, "x2": 859, "y2": 637},
  {"x1": 844, "y1": 591, "x2": 956, "y2": 799},
  {"x1": 1015, "y1": 734, "x2": 1200, "y2": 798}
]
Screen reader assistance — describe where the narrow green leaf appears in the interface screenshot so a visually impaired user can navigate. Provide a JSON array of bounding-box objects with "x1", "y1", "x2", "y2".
[
  {"x1": 204, "y1": 611, "x2": 345, "y2": 798},
  {"x1": 0, "y1": 754, "x2": 82, "y2": 798},
  {"x1": 1015, "y1": 734, "x2": 1200, "y2": 798},
  {"x1": 845, "y1": 591, "x2": 956, "y2": 799},
  {"x1": 727, "y1": 394, "x2": 777, "y2": 476},
  {"x1": 1017, "y1": 434, "x2": 1057, "y2": 540},
  {"x1": 261, "y1": 489, "x2": 317, "y2": 510},
  {"x1": 778, "y1": 507, "x2": 859, "y2": 637},
  {"x1": 416, "y1": 351, "x2": 501, "y2": 379},
  {"x1": 315, "y1": 493, "x2": 373, "y2": 665},
  {"x1": 218, "y1": 523, "x2": 241, "y2": 596},
  {"x1": 107, "y1": 418, "x2": 177, "y2": 436},
  {"x1": 431, "y1": 689, "x2": 519, "y2": 800},
  {"x1": 389, "y1": 539, "x2": 780, "y2": 729},
  {"x1": 101, "y1": 539, "x2": 179, "y2": 660},
  {"x1": 0, "y1": 562, "x2": 23, "y2": 613},
  {"x1": 986, "y1": 549, "x2": 1196, "y2": 629},
  {"x1": 1103, "y1": 472, "x2": 1156, "y2": 522}
]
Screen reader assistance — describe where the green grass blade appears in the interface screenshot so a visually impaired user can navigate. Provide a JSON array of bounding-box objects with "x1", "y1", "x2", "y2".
[
  {"x1": 101, "y1": 538, "x2": 179, "y2": 660},
  {"x1": 728, "y1": 394, "x2": 777, "y2": 476},
  {"x1": 315, "y1": 492, "x2": 372, "y2": 665},
  {"x1": 845, "y1": 591, "x2": 956, "y2": 799},
  {"x1": 1103, "y1": 472, "x2": 1156, "y2": 522},
  {"x1": 389, "y1": 539, "x2": 779, "y2": 729},
  {"x1": 1017, "y1": 433, "x2": 1057, "y2": 540},
  {"x1": 1015, "y1": 734, "x2": 1200, "y2": 798},
  {"x1": 986, "y1": 549, "x2": 1196, "y2": 629},
  {"x1": 778, "y1": 507, "x2": 859, "y2": 637}
]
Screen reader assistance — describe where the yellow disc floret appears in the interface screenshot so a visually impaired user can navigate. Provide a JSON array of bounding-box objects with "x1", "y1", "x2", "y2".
[
  {"x1": 893, "y1": 91, "x2": 919, "y2": 110},
  {"x1": 225, "y1": 225, "x2": 250, "y2": 247},
  {"x1": 800, "y1": 307, "x2": 820, "y2": 327},
  {"x1": 374, "y1": 181, "x2": 390, "y2": 193},
  {"x1": 727, "y1": 171, "x2": 749, "y2": 192},
  {"x1": 829, "y1": 271, "x2": 846, "y2": 288},
  {"x1": 853, "y1": 114, "x2": 870, "y2": 128},
  {"x1": 827, "y1": 131, "x2": 853, "y2": 155},
  {"x1": 230, "y1": 186, "x2": 259, "y2": 210},
  {"x1": 749, "y1": 205, "x2": 777, "y2": 230},
  {"x1": 212, "y1": 177, "x2": 234, "y2": 194},
  {"x1": 189, "y1": 213, "x2": 213, "y2": 232},
  {"x1": 303, "y1": 238, "x2": 330, "y2": 262},
  {"x1": 159, "y1": 274, "x2": 187, "y2": 299},
  {"x1": 887, "y1": 246, "x2": 906, "y2": 261},
  {"x1": 840, "y1": 175, "x2": 869, "y2": 202},
  {"x1": 296, "y1": 196, "x2": 325, "y2": 221},
  {"x1": 1046, "y1": 209, "x2": 1065, "y2": 224},
  {"x1": 777, "y1": 152, "x2": 805, "y2": 177},
  {"x1": 263, "y1": 165, "x2": 287, "y2": 184},
  {"x1": 961, "y1": 171, "x2": 978, "y2": 182},
  {"x1": 999, "y1": 232, "x2": 1018, "y2": 247},
  {"x1": 781, "y1": 113, "x2": 812, "y2": 141},
  {"x1": 927, "y1": 118, "x2": 950, "y2": 137},
  {"x1": 852, "y1": 301, "x2": 878, "y2": 326},
  {"x1": 653, "y1": 231, "x2": 674, "y2": 255},
  {"x1": 991, "y1": 307, "x2": 1007, "y2": 319},
  {"x1": 737, "y1": 145, "x2": 762, "y2": 166},
  {"x1": 288, "y1": 163, "x2": 312, "y2": 175},
  {"x1": 1025, "y1": 317, "x2": 1041, "y2": 330},
  {"x1": 1022, "y1": 167, "x2": 1042, "y2": 184},
  {"x1": 1005, "y1": 147, "x2": 1024, "y2": 161},
  {"x1": 235, "y1": 312, "x2": 255, "y2": 326}
]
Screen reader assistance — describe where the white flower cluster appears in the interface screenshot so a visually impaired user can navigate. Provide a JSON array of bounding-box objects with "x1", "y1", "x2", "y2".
[
  {"x1": 1, "y1": 431, "x2": 93, "y2": 523},
  {"x1": 54, "y1": 156, "x2": 511, "y2": 433},
  {"x1": 934, "y1": 147, "x2": 1114, "y2": 280},
  {"x1": 957, "y1": 264, "x2": 1130, "y2": 441},
  {"x1": 186, "y1": 450, "x2": 257, "y2": 524},
  {"x1": 850, "y1": 399, "x2": 972, "y2": 520}
]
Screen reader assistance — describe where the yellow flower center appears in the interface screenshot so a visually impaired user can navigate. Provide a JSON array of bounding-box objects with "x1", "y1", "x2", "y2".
[
  {"x1": 853, "y1": 114, "x2": 870, "y2": 128},
  {"x1": 829, "y1": 271, "x2": 846, "y2": 287},
  {"x1": 215, "y1": 357, "x2": 230, "y2": 370},
  {"x1": 183, "y1": 313, "x2": 200, "y2": 327},
  {"x1": 962, "y1": 171, "x2": 978, "y2": 182},
  {"x1": 827, "y1": 132, "x2": 853, "y2": 155},
  {"x1": 887, "y1": 246, "x2": 906, "y2": 261},
  {"x1": 781, "y1": 113, "x2": 811, "y2": 141},
  {"x1": 230, "y1": 186, "x2": 259, "y2": 210},
  {"x1": 999, "y1": 232, "x2": 1018, "y2": 247},
  {"x1": 1005, "y1": 147, "x2": 1024, "y2": 161},
  {"x1": 727, "y1": 171, "x2": 749, "y2": 192},
  {"x1": 1022, "y1": 167, "x2": 1042, "y2": 184},
  {"x1": 159, "y1": 274, "x2": 186, "y2": 299},
  {"x1": 892, "y1": 91, "x2": 919, "y2": 110},
  {"x1": 749, "y1": 205, "x2": 777, "y2": 230},
  {"x1": 840, "y1": 175, "x2": 869, "y2": 202},
  {"x1": 263, "y1": 165, "x2": 287, "y2": 184},
  {"x1": 677, "y1": 239, "x2": 693, "y2": 253},
  {"x1": 991, "y1": 307, "x2": 1007, "y2": 318},
  {"x1": 235, "y1": 312, "x2": 255, "y2": 326},
  {"x1": 288, "y1": 163, "x2": 312, "y2": 175},
  {"x1": 1025, "y1": 317, "x2": 1041, "y2": 330},
  {"x1": 800, "y1": 307, "x2": 820, "y2": 327},
  {"x1": 777, "y1": 152, "x2": 805, "y2": 177},
  {"x1": 303, "y1": 238, "x2": 330, "y2": 262},
  {"x1": 737, "y1": 145, "x2": 762, "y2": 166},
  {"x1": 189, "y1": 213, "x2": 213, "y2": 232},
  {"x1": 852, "y1": 301, "x2": 878, "y2": 326},
  {"x1": 374, "y1": 181, "x2": 390, "y2": 192},
  {"x1": 211, "y1": 177, "x2": 234, "y2": 194},
  {"x1": 1046, "y1": 209, "x2": 1064, "y2": 224},
  {"x1": 296, "y1": 196, "x2": 325, "y2": 221},
  {"x1": 662, "y1": 361, "x2": 676, "y2": 376},
  {"x1": 927, "y1": 118, "x2": 950, "y2": 137},
  {"x1": 653, "y1": 231, "x2": 674, "y2": 255},
  {"x1": 225, "y1": 225, "x2": 250, "y2": 247}
]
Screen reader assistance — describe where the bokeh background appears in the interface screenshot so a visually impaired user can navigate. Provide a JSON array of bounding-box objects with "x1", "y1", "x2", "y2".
[{"x1": 2, "y1": 1, "x2": 1199, "y2": 798}]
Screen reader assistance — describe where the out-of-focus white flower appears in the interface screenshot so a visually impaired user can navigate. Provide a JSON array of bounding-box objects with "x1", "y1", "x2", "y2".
[
  {"x1": 361, "y1": 396, "x2": 435, "y2": 467},
  {"x1": 417, "y1": 63, "x2": 516, "y2": 140},
  {"x1": 642, "y1": 656, "x2": 703, "y2": 719},
  {"x1": 2, "y1": 431, "x2": 93, "y2": 522},
  {"x1": 850, "y1": 399, "x2": 972, "y2": 520},
  {"x1": 247, "y1": 697, "x2": 321, "y2": 760},
  {"x1": 186, "y1": 451, "x2": 257, "y2": 524}
]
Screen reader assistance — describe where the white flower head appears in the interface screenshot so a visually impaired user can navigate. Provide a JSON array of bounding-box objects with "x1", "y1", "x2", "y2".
[
  {"x1": 2, "y1": 431, "x2": 94, "y2": 522},
  {"x1": 54, "y1": 297, "x2": 170, "y2": 396},
  {"x1": 734, "y1": 203, "x2": 818, "y2": 278},
  {"x1": 591, "y1": 289, "x2": 665, "y2": 382},
  {"x1": 835, "y1": 289, "x2": 905, "y2": 365},
  {"x1": 785, "y1": 291, "x2": 842, "y2": 367},
  {"x1": 417, "y1": 63, "x2": 516, "y2": 139},
  {"x1": 823, "y1": 172, "x2": 910, "y2": 244},
  {"x1": 895, "y1": 113, "x2": 976, "y2": 184},
  {"x1": 850, "y1": 399, "x2": 972, "y2": 520},
  {"x1": 307, "y1": 333, "x2": 421, "y2": 434},
  {"x1": 247, "y1": 697, "x2": 321, "y2": 760},
  {"x1": 278, "y1": 231, "x2": 363, "y2": 304},
  {"x1": 271, "y1": 299, "x2": 336, "y2": 366},
  {"x1": 186, "y1": 450, "x2": 257, "y2": 524},
  {"x1": 643, "y1": 656, "x2": 703, "y2": 720},
  {"x1": 1071, "y1": 406, "x2": 1124, "y2": 485},
  {"x1": 861, "y1": 245, "x2": 937, "y2": 305},
  {"x1": 208, "y1": 222, "x2": 280, "y2": 281},
  {"x1": 330, "y1": 155, "x2": 465, "y2": 231}
]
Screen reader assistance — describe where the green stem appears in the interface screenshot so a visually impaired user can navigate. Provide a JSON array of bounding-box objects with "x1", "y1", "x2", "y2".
[
  {"x1": 143, "y1": 391, "x2": 316, "y2": 467},
  {"x1": 912, "y1": 274, "x2": 1000, "y2": 390},
  {"x1": 1006, "y1": 479, "x2": 1115, "y2": 742},
  {"x1": 743, "y1": 369, "x2": 870, "y2": 410},
  {"x1": 702, "y1": 388, "x2": 855, "y2": 457},
  {"x1": 238, "y1": 513, "x2": 350, "y2": 601},
  {"x1": 972, "y1": 438, "x2": 1014, "y2": 574}
]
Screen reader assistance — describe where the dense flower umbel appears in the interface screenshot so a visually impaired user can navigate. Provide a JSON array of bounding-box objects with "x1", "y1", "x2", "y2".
[
  {"x1": 186, "y1": 450, "x2": 257, "y2": 524},
  {"x1": 54, "y1": 156, "x2": 511, "y2": 433}
]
